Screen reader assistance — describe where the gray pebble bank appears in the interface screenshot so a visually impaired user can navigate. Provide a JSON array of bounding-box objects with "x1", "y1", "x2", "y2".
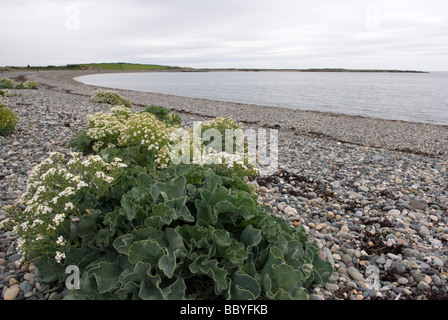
[{"x1": 1, "y1": 71, "x2": 447, "y2": 300}]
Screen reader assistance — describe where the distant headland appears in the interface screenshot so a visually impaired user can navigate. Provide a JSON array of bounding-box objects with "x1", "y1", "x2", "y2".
[{"x1": 0, "y1": 62, "x2": 428, "y2": 73}]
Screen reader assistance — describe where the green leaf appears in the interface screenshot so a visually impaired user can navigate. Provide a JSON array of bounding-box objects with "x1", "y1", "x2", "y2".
[
  {"x1": 138, "y1": 274, "x2": 186, "y2": 300},
  {"x1": 86, "y1": 261, "x2": 122, "y2": 294},
  {"x1": 216, "y1": 238, "x2": 248, "y2": 264},
  {"x1": 77, "y1": 209, "x2": 102, "y2": 237},
  {"x1": 311, "y1": 253, "x2": 334, "y2": 285},
  {"x1": 128, "y1": 239, "x2": 165, "y2": 265},
  {"x1": 202, "y1": 171, "x2": 223, "y2": 190},
  {"x1": 150, "y1": 175, "x2": 186, "y2": 203},
  {"x1": 158, "y1": 228, "x2": 187, "y2": 278},
  {"x1": 36, "y1": 258, "x2": 66, "y2": 283},
  {"x1": 113, "y1": 234, "x2": 135, "y2": 255},
  {"x1": 189, "y1": 258, "x2": 228, "y2": 295},
  {"x1": 240, "y1": 225, "x2": 262, "y2": 251},
  {"x1": 195, "y1": 187, "x2": 229, "y2": 226},
  {"x1": 145, "y1": 203, "x2": 174, "y2": 229},
  {"x1": 231, "y1": 271, "x2": 261, "y2": 300},
  {"x1": 271, "y1": 264, "x2": 303, "y2": 293},
  {"x1": 165, "y1": 196, "x2": 195, "y2": 223},
  {"x1": 117, "y1": 261, "x2": 153, "y2": 299}
]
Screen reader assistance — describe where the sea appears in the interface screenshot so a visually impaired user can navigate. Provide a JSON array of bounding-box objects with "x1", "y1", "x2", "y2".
[{"x1": 74, "y1": 71, "x2": 448, "y2": 126}]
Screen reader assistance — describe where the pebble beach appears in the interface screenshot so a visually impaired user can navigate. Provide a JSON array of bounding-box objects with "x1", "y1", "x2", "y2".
[{"x1": 1, "y1": 70, "x2": 447, "y2": 300}]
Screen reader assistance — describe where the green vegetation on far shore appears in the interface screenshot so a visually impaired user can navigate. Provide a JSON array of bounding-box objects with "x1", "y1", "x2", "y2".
[
  {"x1": 0, "y1": 63, "x2": 427, "y2": 73},
  {"x1": 0, "y1": 63, "x2": 184, "y2": 72}
]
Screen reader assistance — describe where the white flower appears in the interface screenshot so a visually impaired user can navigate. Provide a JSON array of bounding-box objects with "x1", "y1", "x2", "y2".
[
  {"x1": 64, "y1": 172, "x2": 74, "y2": 180},
  {"x1": 55, "y1": 251, "x2": 66, "y2": 264},
  {"x1": 31, "y1": 219, "x2": 44, "y2": 228},
  {"x1": 20, "y1": 221, "x2": 29, "y2": 232},
  {"x1": 52, "y1": 213, "x2": 65, "y2": 226},
  {"x1": 0, "y1": 217, "x2": 9, "y2": 229},
  {"x1": 76, "y1": 181, "x2": 89, "y2": 190},
  {"x1": 36, "y1": 205, "x2": 52, "y2": 216},
  {"x1": 56, "y1": 236, "x2": 66, "y2": 246},
  {"x1": 58, "y1": 187, "x2": 75, "y2": 198},
  {"x1": 64, "y1": 202, "x2": 75, "y2": 211},
  {"x1": 95, "y1": 171, "x2": 114, "y2": 183}
]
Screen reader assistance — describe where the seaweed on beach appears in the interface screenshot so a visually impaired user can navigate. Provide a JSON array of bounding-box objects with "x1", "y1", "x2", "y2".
[
  {"x1": 256, "y1": 169, "x2": 335, "y2": 201},
  {"x1": 359, "y1": 228, "x2": 404, "y2": 256}
]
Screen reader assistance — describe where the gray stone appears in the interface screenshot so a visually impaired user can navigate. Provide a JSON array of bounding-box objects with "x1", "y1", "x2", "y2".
[
  {"x1": 309, "y1": 294, "x2": 325, "y2": 300},
  {"x1": 342, "y1": 254, "x2": 353, "y2": 264},
  {"x1": 417, "y1": 281, "x2": 430, "y2": 291},
  {"x1": 347, "y1": 267, "x2": 364, "y2": 281},
  {"x1": 20, "y1": 281, "x2": 33, "y2": 293},
  {"x1": 364, "y1": 289, "x2": 377, "y2": 298},
  {"x1": 410, "y1": 200, "x2": 427, "y2": 210},
  {"x1": 358, "y1": 186, "x2": 370, "y2": 192},
  {"x1": 8, "y1": 253, "x2": 21, "y2": 262},
  {"x1": 432, "y1": 257, "x2": 444, "y2": 267},
  {"x1": 325, "y1": 283, "x2": 339, "y2": 292},
  {"x1": 419, "y1": 226, "x2": 430, "y2": 237},
  {"x1": 376, "y1": 257, "x2": 386, "y2": 264}
]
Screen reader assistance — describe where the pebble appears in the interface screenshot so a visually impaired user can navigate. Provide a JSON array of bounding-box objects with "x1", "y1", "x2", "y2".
[
  {"x1": 3, "y1": 285, "x2": 20, "y2": 300},
  {"x1": 417, "y1": 281, "x2": 430, "y2": 291},
  {"x1": 433, "y1": 257, "x2": 444, "y2": 267},
  {"x1": 348, "y1": 267, "x2": 365, "y2": 282}
]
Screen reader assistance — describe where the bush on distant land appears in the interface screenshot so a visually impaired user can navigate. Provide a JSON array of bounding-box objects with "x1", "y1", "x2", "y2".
[
  {"x1": 90, "y1": 89, "x2": 132, "y2": 108},
  {"x1": 0, "y1": 98, "x2": 19, "y2": 136},
  {"x1": 142, "y1": 105, "x2": 182, "y2": 127},
  {"x1": 0, "y1": 78, "x2": 16, "y2": 89}
]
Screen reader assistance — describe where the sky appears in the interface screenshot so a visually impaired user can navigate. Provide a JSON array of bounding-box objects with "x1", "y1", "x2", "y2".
[{"x1": 1, "y1": 0, "x2": 447, "y2": 71}]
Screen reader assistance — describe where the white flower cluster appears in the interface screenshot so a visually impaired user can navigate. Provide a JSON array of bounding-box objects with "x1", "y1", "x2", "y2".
[
  {"x1": 2, "y1": 151, "x2": 127, "y2": 264},
  {"x1": 85, "y1": 107, "x2": 173, "y2": 169},
  {"x1": 86, "y1": 106, "x2": 132, "y2": 150}
]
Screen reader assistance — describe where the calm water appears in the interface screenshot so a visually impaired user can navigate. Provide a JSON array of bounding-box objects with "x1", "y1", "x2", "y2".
[{"x1": 75, "y1": 71, "x2": 448, "y2": 125}]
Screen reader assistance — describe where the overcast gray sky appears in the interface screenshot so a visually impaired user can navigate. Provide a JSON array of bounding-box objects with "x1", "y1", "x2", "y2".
[{"x1": 1, "y1": 0, "x2": 447, "y2": 71}]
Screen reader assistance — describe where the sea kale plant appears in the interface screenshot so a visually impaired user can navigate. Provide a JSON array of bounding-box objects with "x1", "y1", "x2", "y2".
[
  {"x1": 69, "y1": 106, "x2": 173, "y2": 169},
  {"x1": 0, "y1": 89, "x2": 13, "y2": 97},
  {"x1": 0, "y1": 98, "x2": 19, "y2": 136},
  {"x1": 2, "y1": 103, "x2": 333, "y2": 300},
  {"x1": 0, "y1": 78, "x2": 39, "y2": 90},
  {"x1": 15, "y1": 80, "x2": 39, "y2": 90},
  {"x1": 0, "y1": 152, "x2": 128, "y2": 263},
  {"x1": 0, "y1": 78, "x2": 16, "y2": 89},
  {"x1": 90, "y1": 89, "x2": 132, "y2": 108}
]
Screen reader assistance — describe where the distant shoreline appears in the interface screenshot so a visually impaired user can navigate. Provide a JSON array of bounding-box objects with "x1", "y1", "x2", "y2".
[
  {"x1": 191, "y1": 68, "x2": 429, "y2": 73},
  {"x1": 1, "y1": 62, "x2": 428, "y2": 73}
]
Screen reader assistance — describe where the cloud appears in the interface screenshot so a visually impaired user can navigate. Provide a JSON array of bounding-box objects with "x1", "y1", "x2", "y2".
[{"x1": 1, "y1": 0, "x2": 447, "y2": 70}]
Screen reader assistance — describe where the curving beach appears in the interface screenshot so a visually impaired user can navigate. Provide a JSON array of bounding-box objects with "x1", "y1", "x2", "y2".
[
  {"x1": 1, "y1": 70, "x2": 447, "y2": 300},
  {"x1": 26, "y1": 70, "x2": 448, "y2": 157}
]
